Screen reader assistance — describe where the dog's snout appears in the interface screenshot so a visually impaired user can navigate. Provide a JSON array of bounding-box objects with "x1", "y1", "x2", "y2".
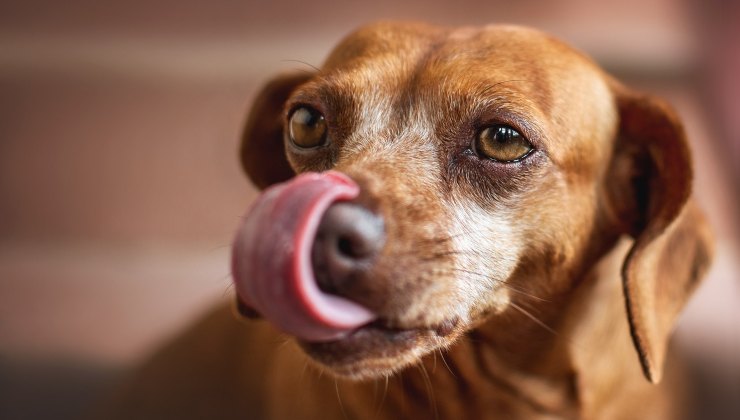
[{"x1": 312, "y1": 202, "x2": 385, "y2": 295}]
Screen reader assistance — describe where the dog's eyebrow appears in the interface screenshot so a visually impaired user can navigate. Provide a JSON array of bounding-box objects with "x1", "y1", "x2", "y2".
[
  {"x1": 474, "y1": 66, "x2": 554, "y2": 118},
  {"x1": 470, "y1": 79, "x2": 552, "y2": 136},
  {"x1": 288, "y1": 80, "x2": 354, "y2": 113},
  {"x1": 477, "y1": 79, "x2": 528, "y2": 97}
]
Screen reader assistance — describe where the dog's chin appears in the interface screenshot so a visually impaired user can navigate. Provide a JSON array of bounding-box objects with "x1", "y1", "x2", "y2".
[{"x1": 297, "y1": 319, "x2": 461, "y2": 380}]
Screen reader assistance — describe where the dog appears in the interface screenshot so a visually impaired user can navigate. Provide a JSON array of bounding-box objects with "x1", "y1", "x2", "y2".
[{"x1": 103, "y1": 21, "x2": 713, "y2": 419}]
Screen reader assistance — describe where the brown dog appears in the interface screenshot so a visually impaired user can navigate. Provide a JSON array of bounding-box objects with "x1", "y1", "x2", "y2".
[{"x1": 105, "y1": 22, "x2": 713, "y2": 419}]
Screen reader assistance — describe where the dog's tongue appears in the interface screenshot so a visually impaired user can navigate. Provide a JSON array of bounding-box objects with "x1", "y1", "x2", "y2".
[{"x1": 232, "y1": 171, "x2": 377, "y2": 342}]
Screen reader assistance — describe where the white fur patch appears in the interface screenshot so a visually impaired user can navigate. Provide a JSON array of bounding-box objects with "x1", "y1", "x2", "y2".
[{"x1": 446, "y1": 198, "x2": 521, "y2": 319}]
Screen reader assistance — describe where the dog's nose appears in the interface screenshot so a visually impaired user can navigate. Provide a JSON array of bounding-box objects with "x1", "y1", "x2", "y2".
[{"x1": 312, "y1": 202, "x2": 385, "y2": 295}]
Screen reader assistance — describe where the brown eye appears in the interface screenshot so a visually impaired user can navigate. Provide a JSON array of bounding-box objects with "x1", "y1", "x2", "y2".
[
  {"x1": 289, "y1": 106, "x2": 327, "y2": 148},
  {"x1": 475, "y1": 125, "x2": 533, "y2": 162}
]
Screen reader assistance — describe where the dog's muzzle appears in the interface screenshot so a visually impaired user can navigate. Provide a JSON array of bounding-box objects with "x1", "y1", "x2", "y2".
[{"x1": 231, "y1": 171, "x2": 382, "y2": 342}]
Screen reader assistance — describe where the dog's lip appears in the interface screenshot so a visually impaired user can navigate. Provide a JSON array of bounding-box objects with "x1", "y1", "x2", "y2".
[
  {"x1": 364, "y1": 317, "x2": 460, "y2": 338},
  {"x1": 299, "y1": 316, "x2": 460, "y2": 345},
  {"x1": 297, "y1": 317, "x2": 460, "y2": 374}
]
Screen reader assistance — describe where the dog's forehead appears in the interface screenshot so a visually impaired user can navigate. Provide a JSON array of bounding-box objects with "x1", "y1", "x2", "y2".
[{"x1": 323, "y1": 23, "x2": 602, "y2": 96}]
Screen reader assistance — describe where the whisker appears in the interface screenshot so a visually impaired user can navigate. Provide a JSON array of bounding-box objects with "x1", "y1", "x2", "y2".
[
  {"x1": 372, "y1": 379, "x2": 379, "y2": 408},
  {"x1": 390, "y1": 241, "x2": 458, "y2": 256},
  {"x1": 276, "y1": 337, "x2": 293, "y2": 352},
  {"x1": 444, "y1": 267, "x2": 549, "y2": 302},
  {"x1": 393, "y1": 247, "x2": 495, "y2": 264},
  {"x1": 301, "y1": 360, "x2": 309, "y2": 381},
  {"x1": 398, "y1": 228, "x2": 495, "y2": 252},
  {"x1": 414, "y1": 250, "x2": 492, "y2": 263},
  {"x1": 216, "y1": 271, "x2": 233, "y2": 284},
  {"x1": 479, "y1": 79, "x2": 528, "y2": 96},
  {"x1": 220, "y1": 282, "x2": 235, "y2": 300},
  {"x1": 335, "y1": 380, "x2": 349, "y2": 420},
  {"x1": 438, "y1": 349, "x2": 456, "y2": 378},
  {"x1": 413, "y1": 231, "x2": 469, "y2": 244},
  {"x1": 374, "y1": 375, "x2": 390, "y2": 419},
  {"x1": 503, "y1": 285, "x2": 549, "y2": 302},
  {"x1": 449, "y1": 267, "x2": 488, "y2": 279},
  {"x1": 281, "y1": 59, "x2": 321, "y2": 72},
  {"x1": 205, "y1": 243, "x2": 232, "y2": 253},
  {"x1": 509, "y1": 302, "x2": 558, "y2": 336},
  {"x1": 418, "y1": 363, "x2": 438, "y2": 420}
]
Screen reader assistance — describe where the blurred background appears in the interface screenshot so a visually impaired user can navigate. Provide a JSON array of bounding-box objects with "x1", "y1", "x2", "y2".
[{"x1": 0, "y1": 0, "x2": 738, "y2": 418}]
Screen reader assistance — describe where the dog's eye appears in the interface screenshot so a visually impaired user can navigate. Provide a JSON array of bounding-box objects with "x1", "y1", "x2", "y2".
[
  {"x1": 475, "y1": 125, "x2": 533, "y2": 162},
  {"x1": 289, "y1": 106, "x2": 327, "y2": 148}
]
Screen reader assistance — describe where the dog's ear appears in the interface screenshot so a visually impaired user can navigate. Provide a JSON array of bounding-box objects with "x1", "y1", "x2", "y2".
[
  {"x1": 240, "y1": 72, "x2": 314, "y2": 189},
  {"x1": 606, "y1": 86, "x2": 713, "y2": 384}
]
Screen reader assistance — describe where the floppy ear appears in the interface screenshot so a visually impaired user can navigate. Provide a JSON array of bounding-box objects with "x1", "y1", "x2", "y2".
[
  {"x1": 606, "y1": 86, "x2": 714, "y2": 383},
  {"x1": 240, "y1": 72, "x2": 314, "y2": 189}
]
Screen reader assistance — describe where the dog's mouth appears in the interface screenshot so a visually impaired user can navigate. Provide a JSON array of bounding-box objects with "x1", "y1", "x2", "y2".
[{"x1": 234, "y1": 294, "x2": 459, "y2": 377}]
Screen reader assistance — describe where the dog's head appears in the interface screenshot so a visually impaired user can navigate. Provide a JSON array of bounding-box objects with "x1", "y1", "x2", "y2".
[{"x1": 232, "y1": 22, "x2": 712, "y2": 383}]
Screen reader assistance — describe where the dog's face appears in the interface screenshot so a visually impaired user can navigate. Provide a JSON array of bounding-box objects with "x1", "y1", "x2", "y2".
[{"x1": 234, "y1": 22, "x2": 711, "y2": 382}]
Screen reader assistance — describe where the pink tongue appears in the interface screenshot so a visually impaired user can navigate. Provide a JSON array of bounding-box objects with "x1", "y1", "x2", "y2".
[{"x1": 231, "y1": 171, "x2": 377, "y2": 342}]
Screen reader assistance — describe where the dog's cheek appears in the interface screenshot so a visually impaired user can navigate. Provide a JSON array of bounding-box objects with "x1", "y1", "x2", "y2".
[{"x1": 444, "y1": 198, "x2": 522, "y2": 319}]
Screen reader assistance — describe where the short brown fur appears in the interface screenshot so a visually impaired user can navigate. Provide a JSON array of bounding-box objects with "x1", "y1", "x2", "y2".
[{"x1": 101, "y1": 22, "x2": 713, "y2": 420}]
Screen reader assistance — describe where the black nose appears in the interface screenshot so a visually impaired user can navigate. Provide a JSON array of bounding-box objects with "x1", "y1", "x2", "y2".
[{"x1": 312, "y1": 202, "x2": 385, "y2": 295}]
